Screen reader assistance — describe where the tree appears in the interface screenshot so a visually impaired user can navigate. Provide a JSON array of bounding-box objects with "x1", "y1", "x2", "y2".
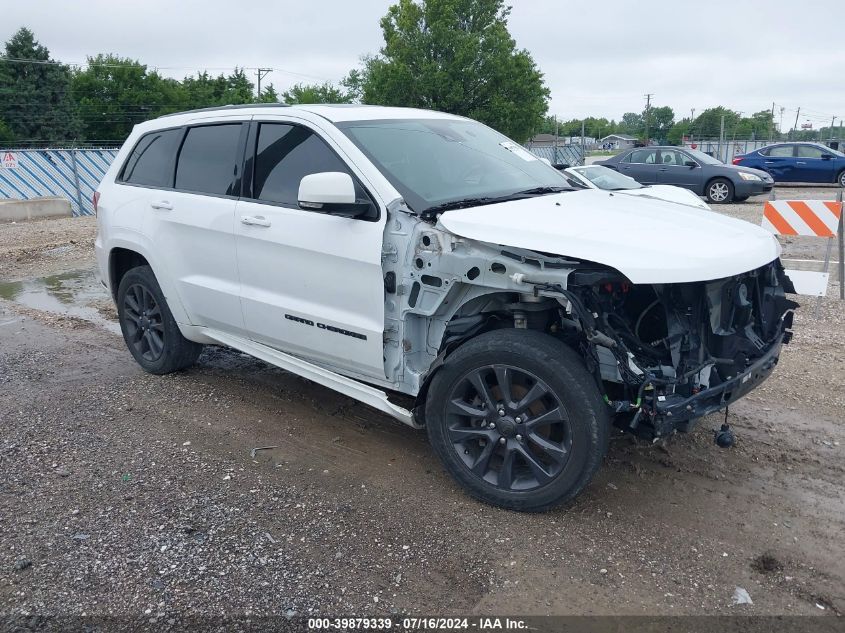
[
  {"x1": 180, "y1": 69, "x2": 255, "y2": 109},
  {"x1": 0, "y1": 119, "x2": 14, "y2": 143},
  {"x1": 281, "y1": 82, "x2": 351, "y2": 104},
  {"x1": 72, "y1": 54, "x2": 184, "y2": 141},
  {"x1": 0, "y1": 27, "x2": 80, "y2": 142},
  {"x1": 257, "y1": 83, "x2": 279, "y2": 103},
  {"x1": 647, "y1": 105, "x2": 674, "y2": 143},
  {"x1": 351, "y1": 0, "x2": 549, "y2": 141},
  {"x1": 617, "y1": 112, "x2": 643, "y2": 137}
]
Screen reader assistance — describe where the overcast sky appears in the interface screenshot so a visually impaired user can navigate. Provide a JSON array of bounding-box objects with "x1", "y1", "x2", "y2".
[{"x1": 5, "y1": 0, "x2": 844, "y2": 130}]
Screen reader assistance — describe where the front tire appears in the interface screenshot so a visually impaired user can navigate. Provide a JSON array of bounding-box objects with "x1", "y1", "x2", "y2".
[
  {"x1": 117, "y1": 265, "x2": 203, "y2": 374},
  {"x1": 706, "y1": 178, "x2": 734, "y2": 203},
  {"x1": 425, "y1": 329, "x2": 610, "y2": 512},
  {"x1": 837, "y1": 169, "x2": 845, "y2": 188}
]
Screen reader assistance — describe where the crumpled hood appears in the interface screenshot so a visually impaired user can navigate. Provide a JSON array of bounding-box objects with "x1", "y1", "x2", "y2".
[{"x1": 437, "y1": 189, "x2": 781, "y2": 284}]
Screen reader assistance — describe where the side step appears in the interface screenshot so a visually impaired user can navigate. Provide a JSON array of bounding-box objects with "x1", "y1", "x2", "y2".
[{"x1": 204, "y1": 331, "x2": 421, "y2": 429}]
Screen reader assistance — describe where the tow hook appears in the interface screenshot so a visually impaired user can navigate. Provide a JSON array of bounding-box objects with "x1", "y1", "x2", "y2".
[{"x1": 714, "y1": 408, "x2": 736, "y2": 448}]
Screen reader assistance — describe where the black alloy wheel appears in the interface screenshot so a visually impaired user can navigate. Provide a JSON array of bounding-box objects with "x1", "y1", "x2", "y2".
[{"x1": 445, "y1": 364, "x2": 572, "y2": 491}]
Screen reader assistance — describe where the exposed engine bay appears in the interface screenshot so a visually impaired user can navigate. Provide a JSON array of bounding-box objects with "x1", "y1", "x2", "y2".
[{"x1": 530, "y1": 260, "x2": 798, "y2": 438}]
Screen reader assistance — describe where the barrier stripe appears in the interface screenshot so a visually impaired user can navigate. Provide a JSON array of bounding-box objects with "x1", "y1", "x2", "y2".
[
  {"x1": 763, "y1": 200, "x2": 843, "y2": 237},
  {"x1": 763, "y1": 204, "x2": 799, "y2": 236},
  {"x1": 790, "y1": 201, "x2": 834, "y2": 238}
]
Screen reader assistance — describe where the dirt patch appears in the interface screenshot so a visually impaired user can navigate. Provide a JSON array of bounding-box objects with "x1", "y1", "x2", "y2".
[{"x1": 752, "y1": 553, "x2": 784, "y2": 575}]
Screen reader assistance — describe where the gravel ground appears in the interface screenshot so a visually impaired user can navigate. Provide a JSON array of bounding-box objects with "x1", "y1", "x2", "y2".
[{"x1": 1, "y1": 194, "x2": 844, "y2": 628}]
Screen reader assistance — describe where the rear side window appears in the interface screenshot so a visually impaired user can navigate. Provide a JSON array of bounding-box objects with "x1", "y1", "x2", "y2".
[
  {"x1": 765, "y1": 145, "x2": 794, "y2": 157},
  {"x1": 796, "y1": 145, "x2": 825, "y2": 158},
  {"x1": 120, "y1": 129, "x2": 182, "y2": 187},
  {"x1": 175, "y1": 124, "x2": 242, "y2": 196},
  {"x1": 253, "y1": 123, "x2": 362, "y2": 207}
]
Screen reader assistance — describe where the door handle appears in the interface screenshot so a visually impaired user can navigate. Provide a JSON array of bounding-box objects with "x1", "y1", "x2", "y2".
[
  {"x1": 150, "y1": 200, "x2": 173, "y2": 210},
  {"x1": 764, "y1": 160, "x2": 775, "y2": 164},
  {"x1": 241, "y1": 215, "x2": 271, "y2": 227},
  {"x1": 796, "y1": 161, "x2": 806, "y2": 165}
]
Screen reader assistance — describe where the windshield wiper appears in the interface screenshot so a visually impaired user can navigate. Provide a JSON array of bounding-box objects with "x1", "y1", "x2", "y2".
[{"x1": 420, "y1": 187, "x2": 570, "y2": 220}]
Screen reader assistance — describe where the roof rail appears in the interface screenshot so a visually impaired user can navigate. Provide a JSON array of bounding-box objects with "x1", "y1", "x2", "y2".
[{"x1": 158, "y1": 103, "x2": 291, "y2": 118}]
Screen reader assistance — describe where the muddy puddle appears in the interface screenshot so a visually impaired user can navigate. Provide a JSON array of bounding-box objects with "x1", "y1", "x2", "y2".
[{"x1": 0, "y1": 267, "x2": 120, "y2": 334}]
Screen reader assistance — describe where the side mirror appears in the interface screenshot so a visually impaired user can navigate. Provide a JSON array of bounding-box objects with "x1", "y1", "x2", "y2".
[
  {"x1": 553, "y1": 163, "x2": 570, "y2": 171},
  {"x1": 684, "y1": 161, "x2": 697, "y2": 168},
  {"x1": 298, "y1": 172, "x2": 372, "y2": 219},
  {"x1": 821, "y1": 153, "x2": 834, "y2": 160}
]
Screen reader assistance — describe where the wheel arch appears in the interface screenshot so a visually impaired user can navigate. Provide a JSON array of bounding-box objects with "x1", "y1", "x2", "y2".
[{"x1": 105, "y1": 235, "x2": 191, "y2": 325}]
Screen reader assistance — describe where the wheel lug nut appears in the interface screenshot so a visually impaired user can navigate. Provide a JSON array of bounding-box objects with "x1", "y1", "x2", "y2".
[
  {"x1": 515, "y1": 416, "x2": 522, "y2": 423},
  {"x1": 516, "y1": 434, "x2": 523, "y2": 441},
  {"x1": 488, "y1": 423, "x2": 495, "y2": 429},
  {"x1": 498, "y1": 409, "x2": 505, "y2": 416},
  {"x1": 499, "y1": 437, "x2": 506, "y2": 444}
]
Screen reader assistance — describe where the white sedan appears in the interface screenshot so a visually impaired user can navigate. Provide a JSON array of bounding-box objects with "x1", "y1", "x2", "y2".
[{"x1": 562, "y1": 164, "x2": 711, "y2": 210}]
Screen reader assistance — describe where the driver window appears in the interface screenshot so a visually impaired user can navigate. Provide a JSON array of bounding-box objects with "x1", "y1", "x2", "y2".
[
  {"x1": 796, "y1": 145, "x2": 825, "y2": 158},
  {"x1": 767, "y1": 145, "x2": 794, "y2": 157},
  {"x1": 252, "y1": 123, "x2": 369, "y2": 208}
]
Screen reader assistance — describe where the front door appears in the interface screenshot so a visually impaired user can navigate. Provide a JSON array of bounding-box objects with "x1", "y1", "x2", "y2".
[
  {"x1": 794, "y1": 145, "x2": 835, "y2": 183},
  {"x1": 656, "y1": 149, "x2": 701, "y2": 190},
  {"x1": 618, "y1": 148, "x2": 660, "y2": 184},
  {"x1": 234, "y1": 120, "x2": 386, "y2": 380}
]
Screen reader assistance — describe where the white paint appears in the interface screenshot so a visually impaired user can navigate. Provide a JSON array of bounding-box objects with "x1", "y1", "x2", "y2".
[{"x1": 439, "y1": 189, "x2": 781, "y2": 284}]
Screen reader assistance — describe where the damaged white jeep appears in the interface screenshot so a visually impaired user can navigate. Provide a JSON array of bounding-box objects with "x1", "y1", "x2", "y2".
[{"x1": 96, "y1": 105, "x2": 797, "y2": 511}]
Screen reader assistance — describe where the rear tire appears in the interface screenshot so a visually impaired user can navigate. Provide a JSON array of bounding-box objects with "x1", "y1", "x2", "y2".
[
  {"x1": 706, "y1": 178, "x2": 734, "y2": 204},
  {"x1": 117, "y1": 265, "x2": 203, "y2": 374},
  {"x1": 425, "y1": 329, "x2": 611, "y2": 512},
  {"x1": 837, "y1": 170, "x2": 845, "y2": 188}
]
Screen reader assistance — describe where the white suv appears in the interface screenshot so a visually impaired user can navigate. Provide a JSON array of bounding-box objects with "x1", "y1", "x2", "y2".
[{"x1": 95, "y1": 104, "x2": 797, "y2": 511}]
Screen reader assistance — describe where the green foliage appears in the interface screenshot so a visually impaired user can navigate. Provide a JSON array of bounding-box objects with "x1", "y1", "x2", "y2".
[
  {"x1": 0, "y1": 118, "x2": 14, "y2": 143},
  {"x1": 0, "y1": 27, "x2": 80, "y2": 142},
  {"x1": 72, "y1": 54, "x2": 184, "y2": 141},
  {"x1": 353, "y1": 0, "x2": 549, "y2": 142},
  {"x1": 647, "y1": 106, "x2": 674, "y2": 142},
  {"x1": 281, "y1": 82, "x2": 351, "y2": 104}
]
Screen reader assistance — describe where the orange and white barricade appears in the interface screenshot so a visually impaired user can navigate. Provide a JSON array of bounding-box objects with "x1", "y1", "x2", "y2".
[{"x1": 762, "y1": 198, "x2": 844, "y2": 297}]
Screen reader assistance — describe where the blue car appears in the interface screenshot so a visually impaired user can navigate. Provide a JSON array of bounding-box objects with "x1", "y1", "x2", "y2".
[{"x1": 733, "y1": 142, "x2": 845, "y2": 186}]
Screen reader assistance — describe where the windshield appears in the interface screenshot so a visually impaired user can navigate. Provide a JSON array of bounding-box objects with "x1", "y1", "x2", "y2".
[
  {"x1": 684, "y1": 149, "x2": 723, "y2": 165},
  {"x1": 338, "y1": 118, "x2": 573, "y2": 213},
  {"x1": 571, "y1": 165, "x2": 643, "y2": 190}
]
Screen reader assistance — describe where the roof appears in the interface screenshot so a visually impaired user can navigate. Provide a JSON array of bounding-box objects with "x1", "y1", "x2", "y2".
[
  {"x1": 601, "y1": 134, "x2": 637, "y2": 141},
  {"x1": 156, "y1": 103, "x2": 462, "y2": 123}
]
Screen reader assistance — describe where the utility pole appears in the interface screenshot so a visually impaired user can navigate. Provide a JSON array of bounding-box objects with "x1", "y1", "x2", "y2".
[
  {"x1": 830, "y1": 116, "x2": 837, "y2": 143},
  {"x1": 581, "y1": 119, "x2": 586, "y2": 156},
  {"x1": 255, "y1": 68, "x2": 272, "y2": 100},
  {"x1": 791, "y1": 107, "x2": 800, "y2": 141},
  {"x1": 644, "y1": 93, "x2": 653, "y2": 144},
  {"x1": 718, "y1": 114, "x2": 725, "y2": 162},
  {"x1": 690, "y1": 108, "x2": 695, "y2": 145},
  {"x1": 768, "y1": 102, "x2": 775, "y2": 142}
]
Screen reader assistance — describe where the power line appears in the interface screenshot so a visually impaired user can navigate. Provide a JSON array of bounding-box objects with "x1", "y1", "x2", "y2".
[{"x1": 0, "y1": 56, "x2": 330, "y2": 82}]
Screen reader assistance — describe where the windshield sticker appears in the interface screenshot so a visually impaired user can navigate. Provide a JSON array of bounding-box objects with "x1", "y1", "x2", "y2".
[{"x1": 499, "y1": 141, "x2": 538, "y2": 162}]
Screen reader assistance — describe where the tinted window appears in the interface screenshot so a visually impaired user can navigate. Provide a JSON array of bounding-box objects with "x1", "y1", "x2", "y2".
[
  {"x1": 627, "y1": 149, "x2": 657, "y2": 164},
  {"x1": 253, "y1": 123, "x2": 363, "y2": 207},
  {"x1": 796, "y1": 145, "x2": 825, "y2": 158},
  {"x1": 121, "y1": 129, "x2": 182, "y2": 187},
  {"x1": 175, "y1": 124, "x2": 242, "y2": 195},
  {"x1": 766, "y1": 145, "x2": 794, "y2": 157}
]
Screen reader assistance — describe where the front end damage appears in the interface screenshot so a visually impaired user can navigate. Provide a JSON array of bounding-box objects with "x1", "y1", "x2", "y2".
[{"x1": 560, "y1": 260, "x2": 798, "y2": 438}]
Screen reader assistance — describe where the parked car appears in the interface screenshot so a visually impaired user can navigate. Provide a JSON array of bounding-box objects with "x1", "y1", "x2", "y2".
[
  {"x1": 733, "y1": 142, "x2": 845, "y2": 186},
  {"x1": 562, "y1": 164, "x2": 710, "y2": 210},
  {"x1": 95, "y1": 105, "x2": 797, "y2": 512},
  {"x1": 597, "y1": 146, "x2": 773, "y2": 203}
]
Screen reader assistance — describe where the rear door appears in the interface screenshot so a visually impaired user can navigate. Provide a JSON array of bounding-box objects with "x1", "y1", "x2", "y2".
[
  {"x1": 143, "y1": 121, "x2": 247, "y2": 333},
  {"x1": 761, "y1": 144, "x2": 797, "y2": 181},
  {"x1": 234, "y1": 119, "x2": 387, "y2": 380},
  {"x1": 794, "y1": 145, "x2": 835, "y2": 183},
  {"x1": 617, "y1": 148, "x2": 660, "y2": 184},
  {"x1": 655, "y1": 149, "x2": 701, "y2": 190}
]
